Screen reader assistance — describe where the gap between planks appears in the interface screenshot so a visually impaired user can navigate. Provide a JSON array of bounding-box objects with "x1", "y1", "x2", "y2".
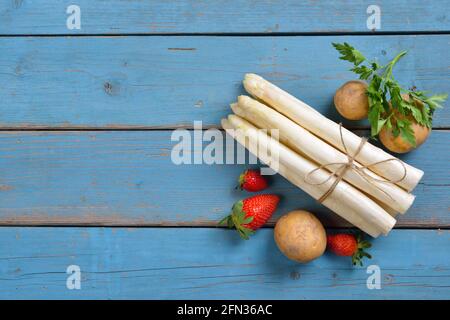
[
  {"x1": 0, "y1": 31, "x2": 450, "y2": 38},
  {"x1": 0, "y1": 222, "x2": 448, "y2": 229}
]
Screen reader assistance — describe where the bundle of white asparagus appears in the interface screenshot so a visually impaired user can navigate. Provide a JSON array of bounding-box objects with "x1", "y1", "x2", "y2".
[{"x1": 222, "y1": 74, "x2": 424, "y2": 237}]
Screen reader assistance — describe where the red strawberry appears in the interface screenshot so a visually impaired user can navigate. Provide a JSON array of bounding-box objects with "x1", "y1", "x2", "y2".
[
  {"x1": 238, "y1": 169, "x2": 268, "y2": 192},
  {"x1": 220, "y1": 194, "x2": 279, "y2": 239},
  {"x1": 327, "y1": 233, "x2": 372, "y2": 266}
]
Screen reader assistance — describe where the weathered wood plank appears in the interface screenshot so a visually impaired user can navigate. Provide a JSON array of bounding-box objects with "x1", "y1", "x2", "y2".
[
  {"x1": 0, "y1": 35, "x2": 448, "y2": 129},
  {"x1": 0, "y1": 130, "x2": 448, "y2": 227},
  {"x1": 0, "y1": 1, "x2": 449, "y2": 34},
  {"x1": 0, "y1": 227, "x2": 448, "y2": 299}
]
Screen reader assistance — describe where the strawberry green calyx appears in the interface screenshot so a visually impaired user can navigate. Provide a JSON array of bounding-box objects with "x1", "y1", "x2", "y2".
[
  {"x1": 352, "y1": 234, "x2": 372, "y2": 266},
  {"x1": 219, "y1": 200, "x2": 255, "y2": 240},
  {"x1": 237, "y1": 171, "x2": 248, "y2": 190}
]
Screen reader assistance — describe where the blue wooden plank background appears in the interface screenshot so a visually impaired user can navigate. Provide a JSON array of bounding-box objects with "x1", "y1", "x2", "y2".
[
  {"x1": 0, "y1": 35, "x2": 448, "y2": 128},
  {"x1": 0, "y1": 0, "x2": 449, "y2": 34},
  {"x1": 0, "y1": 0, "x2": 449, "y2": 300},
  {"x1": 0, "y1": 228, "x2": 448, "y2": 299},
  {"x1": 0, "y1": 130, "x2": 448, "y2": 227}
]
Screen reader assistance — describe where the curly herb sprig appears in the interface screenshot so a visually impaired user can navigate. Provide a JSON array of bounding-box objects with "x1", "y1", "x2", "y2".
[{"x1": 332, "y1": 42, "x2": 447, "y2": 146}]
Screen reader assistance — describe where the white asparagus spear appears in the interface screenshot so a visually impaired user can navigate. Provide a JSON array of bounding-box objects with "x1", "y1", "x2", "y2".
[
  {"x1": 373, "y1": 199, "x2": 399, "y2": 217},
  {"x1": 243, "y1": 73, "x2": 424, "y2": 192},
  {"x1": 223, "y1": 115, "x2": 394, "y2": 237},
  {"x1": 222, "y1": 118, "x2": 381, "y2": 236},
  {"x1": 222, "y1": 114, "x2": 396, "y2": 237},
  {"x1": 232, "y1": 96, "x2": 415, "y2": 214}
]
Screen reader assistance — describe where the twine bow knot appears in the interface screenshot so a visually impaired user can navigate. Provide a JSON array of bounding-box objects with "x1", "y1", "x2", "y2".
[{"x1": 304, "y1": 124, "x2": 407, "y2": 203}]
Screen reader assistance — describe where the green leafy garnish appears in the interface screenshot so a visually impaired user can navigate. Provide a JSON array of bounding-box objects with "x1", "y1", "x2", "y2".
[
  {"x1": 333, "y1": 42, "x2": 366, "y2": 66},
  {"x1": 332, "y1": 42, "x2": 447, "y2": 145},
  {"x1": 352, "y1": 234, "x2": 372, "y2": 267},
  {"x1": 219, "y1": 200, "x2": 255, "y2": 240}
]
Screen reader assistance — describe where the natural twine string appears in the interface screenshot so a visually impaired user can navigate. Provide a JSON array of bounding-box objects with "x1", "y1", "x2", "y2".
[{"x1": 304, "y1": 124, "x2": 407, "y2": 203}]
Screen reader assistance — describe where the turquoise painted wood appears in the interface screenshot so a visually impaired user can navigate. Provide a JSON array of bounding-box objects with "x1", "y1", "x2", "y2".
[
  {"x1": 0, "y1": 130, "x2": 448, "y2": 227},
  {"x1": 0, "y1": 35, "x2": 449, "y2": 129},
  {"x1": 0, "y1": 0, "x2": 449, "y2": 301},
  {"x1": 0, "y1": 1, "x2": 449, "y2": 34},
  {"x1": 0, "y1": 227, "x2": 448, "y2": 299}
]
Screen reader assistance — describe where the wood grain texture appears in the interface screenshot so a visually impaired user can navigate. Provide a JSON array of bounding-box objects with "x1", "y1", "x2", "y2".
[
  {"x1": 0, "y1": 227, "x2": 448, "y2": 299},
  {"x1": 0, "y1": 0, "x2": 449, "y2": 34},
  {"x1": 0, "y1": 130, "x2": 448, "y2": 227},
  {"x1": 0, "y1": 35, "x2": 448, "y2": 129},
  {"x1": 0, "y1": 0, "x2": 448, "y2": 302}
]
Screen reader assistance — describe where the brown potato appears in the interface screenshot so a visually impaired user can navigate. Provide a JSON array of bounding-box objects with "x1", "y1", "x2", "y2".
[
  {"x1": 379, "y1": 122, "x2": 430, "y2": 154},
  {"x1": 334, "y1": 80, "x2": 369, "y2": 120},
  {"x1": 274, "y1": 210, "x2": 326, "y2": 263},
  {"x1": 379, "y1": 94, "x2": 431, "y2": 153}
]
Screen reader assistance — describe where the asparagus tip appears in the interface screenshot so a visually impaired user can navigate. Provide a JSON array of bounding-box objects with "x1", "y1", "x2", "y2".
[
  {"x1": 221, "y1": 118, "x2": 232, "y2": 130},
  {"x1": 230, "y1": 102, "x2": 239, "y2": 114},
  {"x1": 243, "y1": 74, "x2": 265, "y2": 97}
]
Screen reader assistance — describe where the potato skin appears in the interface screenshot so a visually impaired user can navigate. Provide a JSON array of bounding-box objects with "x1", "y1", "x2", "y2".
[
  {"x1": 379, "y1": 94, "x2": 431, "y2": 153},
  {"x1": 334, "y1": 80, "x2": 369, "y2": 120},
  {"x1": 379, "y1": 121, "x2": 430, "y2": 154},
  {"x1": 274, "y1": 210, "x2": 326, "y2": 263}
]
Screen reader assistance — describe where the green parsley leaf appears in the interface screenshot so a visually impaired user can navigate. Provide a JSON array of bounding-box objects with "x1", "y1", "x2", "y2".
[
  {"x1": 351, "y1": 65, "x2": 373, "y2": 80},
  {"x1": 333, "y1": 42, "x2": 447, "y2": 146},
  {"x1": 332, "y1": 42, "x2": 366, "y2": 66},
  {"x1": 397, "y1": 119, "x2": 417, "y2": 147},
  {"x1": 424, "y1": 93, "x2": 448, "y2": 110}
]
